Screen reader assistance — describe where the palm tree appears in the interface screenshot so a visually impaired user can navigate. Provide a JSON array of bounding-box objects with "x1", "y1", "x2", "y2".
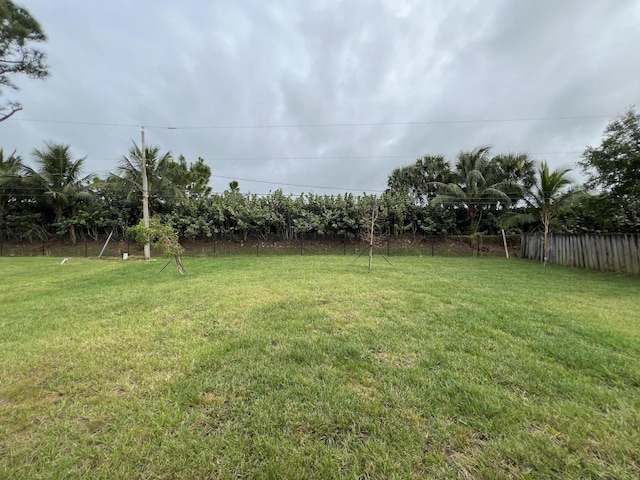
[
  {"x1": 431, "y1": 146, "x2": 512, "y2": 233},
  {"x1": 111, "y1": 142, "x2": 184, "y2": 212},
  {"x1": 501, "y1": 161, "x2": 578, "y2": 273},
  {"x1": 492, "y1": 152, "x2": 536, "y2": 205},
  {"x1": 0, "y1": 149, "x2": 24, "y2": 177},
  {"x1": 23, "y1": 142, "x2": 91, "y2": 243}
]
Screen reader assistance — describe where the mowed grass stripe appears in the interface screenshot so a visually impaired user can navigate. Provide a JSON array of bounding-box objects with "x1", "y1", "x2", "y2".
[{"x1": 1, "y1": 256, "x2": 639, "y2": 479}]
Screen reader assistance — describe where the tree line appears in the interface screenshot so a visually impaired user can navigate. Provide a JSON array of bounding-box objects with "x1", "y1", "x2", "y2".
[
  {"x1": 1, "y1": 108, "x2": 639, "y2": 245},
  {"x1": 2, "y1": 2, "x2": 638, "y2": 246}
]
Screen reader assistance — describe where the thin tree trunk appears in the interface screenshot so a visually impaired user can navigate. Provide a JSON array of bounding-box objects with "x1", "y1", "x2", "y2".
[
  {"x1": 543, "y1": 214, "x2": 549, "y2": 274},
  {"x1": 468, "y1": 205, "x2": 477, "y2": 234},
  {"x1": 368, "y1": 208, "x2": 375, "y2": 272}
]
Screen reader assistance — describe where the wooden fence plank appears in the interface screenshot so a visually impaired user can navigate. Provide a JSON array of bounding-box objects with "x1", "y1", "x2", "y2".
[
  {"x1": 622, "y1": 235, "x2": 631, "y2": 274},
  {"x1": 605, "y1": 236, "x2": 614, "y2": 272},
  {"x1": 631, "y1": 235, "x2": 640, "y2": 275},
  {"x1": 588, "y1": 235, "x2": 598, "y2": 270},
  {"x1": 613, "y1": 235, "x2": 623, "y2": 273},
  {"x1": 596, "y1": 235, "x2": 606, "y2": 271},
  {"x1": 634, "y1": 235, "x2": 640, "y2": 275},
  {"x1": 581, "y1": 235, "x2": 589, "y2": 269}
]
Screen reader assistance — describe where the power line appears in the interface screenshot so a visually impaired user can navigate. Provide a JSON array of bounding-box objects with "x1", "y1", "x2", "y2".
[
  {"x1": 210, "y1": 174, "x2": 384, "y2": 193},
  {"x1": 12, "y1": 119, "x2": 142, "y2": 128},
  {"x1": 61, "y1": 150, "x2": 584, "y2": 170},
  {"x1": 12, "y1": 114, "x2": 613, "y2": 130},
  {"x1": 4, "y1": 176, "x2": 385, "y2": 194},
  {"x1": 157, "y1": 115, "x2": 613, "y2": 130}
]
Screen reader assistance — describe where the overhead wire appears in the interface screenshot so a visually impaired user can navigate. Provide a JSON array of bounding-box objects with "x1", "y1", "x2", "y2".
[
  {"x1": 12, "y1": 114, "x2": 613, "y2": 130},
  {"x1": 7, "y1": 113, "x2": 593, "y2": 195},
  {"x1": 210, "y1": 174, "x2": 384, "y2": 193},
  {"x1": 85, "y1": 151, "x2": 581, "y2": 163},
  {"x1": 24, "y1": 147, "x2": 583, "y2": 191}
]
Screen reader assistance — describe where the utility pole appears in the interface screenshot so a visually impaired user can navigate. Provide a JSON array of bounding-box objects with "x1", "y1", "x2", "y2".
[
  {"x1": 141, "y1": 127, "x2": 151, "y2": 260},
  {"x1": 368, "y1": 205, "x2": 376, "y2": 272}
]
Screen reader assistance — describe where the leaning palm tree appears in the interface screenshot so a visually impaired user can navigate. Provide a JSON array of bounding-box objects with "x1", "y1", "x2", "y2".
[
  {"x1": 23, "y1": 142, "x2": 91, "y2": 243},
  {"x1": 430, "y1": 146, "x2": 513, "y2": 233},
  {"x1": 501, "y1": 161, "x2": 578, "y2": 273}
]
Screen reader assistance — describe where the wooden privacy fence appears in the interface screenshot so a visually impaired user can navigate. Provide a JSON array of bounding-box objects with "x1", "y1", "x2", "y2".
[{"x1": 521, "y1": 233, "x2": 640, "y2": 275}]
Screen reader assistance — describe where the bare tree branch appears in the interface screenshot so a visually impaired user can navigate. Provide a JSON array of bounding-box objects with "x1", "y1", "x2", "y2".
[{"x1": 0, "y1": 103, "x2": 22, "y2": 123}]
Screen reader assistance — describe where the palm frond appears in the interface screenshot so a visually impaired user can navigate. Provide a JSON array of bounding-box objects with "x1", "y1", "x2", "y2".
[{"x1": 500, "y1": 211, "x2": 537, "y2": 229}]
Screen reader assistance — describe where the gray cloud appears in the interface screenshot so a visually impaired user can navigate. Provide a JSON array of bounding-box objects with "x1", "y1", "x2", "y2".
[{"x1": 2, "y1": 0, "x2": 638, "y2": 194}]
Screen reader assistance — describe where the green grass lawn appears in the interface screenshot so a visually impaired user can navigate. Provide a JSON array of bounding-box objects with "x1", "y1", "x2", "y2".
[{"x1": 1, "y1": 256, "x2": 639, "y2": 479}]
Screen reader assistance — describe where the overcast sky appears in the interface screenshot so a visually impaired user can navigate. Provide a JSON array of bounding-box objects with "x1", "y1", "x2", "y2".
[{"x1": 3, "y1": 0, "x2": 639, "y2": 195}]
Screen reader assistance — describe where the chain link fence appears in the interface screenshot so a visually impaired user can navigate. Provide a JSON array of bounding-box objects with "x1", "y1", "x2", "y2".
[{"x1": 0, "y1": 234, "x2": 521, "y2": 259}]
